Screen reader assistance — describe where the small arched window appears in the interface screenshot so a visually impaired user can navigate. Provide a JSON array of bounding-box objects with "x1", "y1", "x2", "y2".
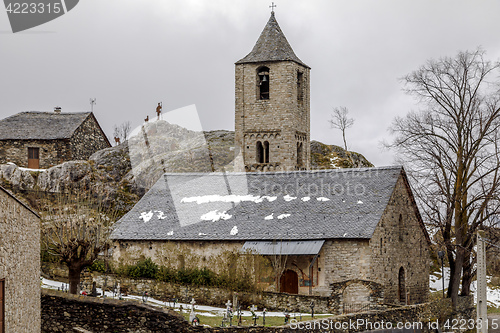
[
  {"x1": 257, "y1": 66, "x2": 270, "y2": 100},
  {"x1": 297, "y1": 71, "x2": 304, "y2": 102},
  {"x1": 264, "y1": 141, "x2": 269, "y2": 163},
  {"x1": 398, "y1": 267, "x2": 406, "y2": 305},
  {"x1": 297, "y1": 142, "x2": 303, "y2": 167},
  {"x1": 256, "y1": 141, "x2": 264, "y2": 163}
]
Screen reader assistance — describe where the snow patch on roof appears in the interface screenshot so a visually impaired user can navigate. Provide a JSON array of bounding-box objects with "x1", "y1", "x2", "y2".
[
  {"x1": 317, "y1": 197, "x2": 330, "y2": 202},
  {"x1": 181, "y1": 194, "x2": 270, "y2": 204},
  {"x1": 167, "y1": 230, "x2": 174, "y2": 236},
  {"x1": 155, "y1": 211, "x2": 167, "y2": 220},
  {"x1": 200, "y1": 210, "x2": 232, "y2": 222},
  {"x1": 357, "y1": 200, "x2": 363, "y2": 204},
  {"x1": 230, "y1": 226, "x2": 238, "y2": 235},
  {"x1": 277, "y1": 214, "x2": 291, "y2": 219},
  {"x1": 140, "y1": 211, "x2": 154, "y2": 222},
  {"x1": 264, "y1": 214, "x2": 274, "y2": 220},
  {"x1": 284, "y1": 195, "x2": 297, "y2": 202},
  {"x1": 301, "y1": 197, "x2": 310, "y2": 202},
  {"x1": 255, "y1": 196, "x2": 277, "y2": 203}
]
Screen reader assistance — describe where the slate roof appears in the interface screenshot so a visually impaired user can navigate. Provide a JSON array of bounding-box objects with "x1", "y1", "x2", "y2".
[
  {"x1": 236, "y1": 12, "x2": 309, "y2": 68},
  {"x1": 111, "y1": 166, "x2": 405, "y2": 241},
  {"x1": 0, "y1": 111, "x2": 91, "y2": 140}
]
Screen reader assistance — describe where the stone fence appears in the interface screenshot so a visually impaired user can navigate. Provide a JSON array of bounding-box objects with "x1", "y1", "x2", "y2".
[
  {"x1": 41, "y1": 289, "x2": 207, "y2": 333},
  {"x1": 42, "y1": 262, "x2": 331, "y2": 313},
  {"x1": 91, "y1": 272, "x2": 332, "y2": 314},
  {"x1": 42, "y1": 289, "x2": 475, "y2": 333}
]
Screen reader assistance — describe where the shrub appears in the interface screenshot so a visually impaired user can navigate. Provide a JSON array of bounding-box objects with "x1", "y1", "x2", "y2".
[
  {"x1": 116, "y1": 258, "x2": 256, "y2": 292},
  {"x1": 126, "y1": 258, "x2": 158, "y2": 279},
  {"x1": 88, "y1": 260, "x2": 106, "y2": 273}
]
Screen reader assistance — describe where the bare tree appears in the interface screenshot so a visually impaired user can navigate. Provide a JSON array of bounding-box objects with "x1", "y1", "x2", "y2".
[
  {"x1": 41, "y1": 192, "x2": 117, "y2": 294},
  {"x1": 330, "y1": 106, "x2": 354, "y2": 164},
  {"x1": 388, "y1": 48, "x2": 500, "y2": 306},
  {"x1": 113, "y1": 121, "x2": 131, "y2": 145},
  {"x1": 268, "y1": 240, "x2": 288, "y2": 292}
]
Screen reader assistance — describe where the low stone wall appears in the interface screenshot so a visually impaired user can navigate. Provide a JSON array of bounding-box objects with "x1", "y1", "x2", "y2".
[
  {"x1": 41, "y1": 289, "x2": 208, "y2": 333},
  {"x1": 42, "y1": 289, "x2": 474, "y2": 333},
  {"x1": 213, "y1": 296, "x2": 474, "y2": 333},
  {"x1": 92, "y1": 273, "x2": 331, "y2": 314},
  {"x1": 41, "y1": 263, "x2": 474, "y2": 332},
  {"x1": 42, "y1": 263, "x2": 330, "y2": 313}
]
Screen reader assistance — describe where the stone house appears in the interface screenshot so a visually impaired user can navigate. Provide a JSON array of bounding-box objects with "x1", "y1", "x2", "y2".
[
  {"x1": 111, "y1": 166, "x2": 430, "y2": 310},
  {"x1": 0, "y1": 185, "x2": 40, "y2": 332},
  {"x1": 0, "y1": 110, "x2": 111, "y2": 169}
]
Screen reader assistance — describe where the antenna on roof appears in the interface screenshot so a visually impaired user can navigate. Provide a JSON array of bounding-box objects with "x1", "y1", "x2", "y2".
[
  {"x1": 269, "y1": 2, "x2": 277, "y2": 13},
  {"x1": 90, "y1": 98, "x2": 96, "y2": 112}
]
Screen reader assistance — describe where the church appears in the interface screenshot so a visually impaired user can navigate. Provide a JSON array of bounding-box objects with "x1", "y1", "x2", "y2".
[{"x1": 110, "y1": 11, "x2": 430, "y2": 311}]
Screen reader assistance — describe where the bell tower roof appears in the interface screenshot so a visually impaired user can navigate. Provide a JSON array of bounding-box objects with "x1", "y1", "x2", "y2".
[{"x1": 236, "y1": 12, "x2": 309, "y2": 68}]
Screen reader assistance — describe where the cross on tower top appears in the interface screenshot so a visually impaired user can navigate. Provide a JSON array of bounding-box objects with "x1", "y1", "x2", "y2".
[{"x1": 269, "y1": 2, "x2": 277, "y2": 12}]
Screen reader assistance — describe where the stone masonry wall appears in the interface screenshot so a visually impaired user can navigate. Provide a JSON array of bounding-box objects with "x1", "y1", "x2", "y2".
[
  {"x1": 235, "y1": 61, "x2": 311, "y2": 172},
  {"x1": 70, "y1": 113, "x2": 111, "y2": 161},
  {"x1": 42, "y1": 263, "x2": 331, "y2": 313},
  {"x1": 41, "y1": 289, "x2": 207, "y2": 333},
  {"x1": 0, "y1": 139, "x2": 71, "y2": 168},
  {"x1": 41, "y1": 288, "x2": 474, "y2": 333},
  {"x1": 112, "y1": 240, "x2": 326, "y2": 296},
  {"x1": 318, "y1": 172, "x2": 429, "y2": 307},
  {"x1": 0, "y1": 187, "x2": 40, "y2": 332},
  {"x1": 368, "y1": 173, "x2": 430, "y2": 305}
]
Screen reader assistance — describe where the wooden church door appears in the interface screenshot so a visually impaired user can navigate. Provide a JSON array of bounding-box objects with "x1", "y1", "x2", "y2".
[{"x1": 280, "y1": 269, "x2": 298, "y2": 294}]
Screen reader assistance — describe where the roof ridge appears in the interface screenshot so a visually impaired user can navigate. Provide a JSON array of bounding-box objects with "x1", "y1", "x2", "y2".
[
  {"x1": 21, "y1": 111, "x2": 92, "y2": 114},
  {"x1": 161, "y1": 166, "x2": 402, "y2": 177}
]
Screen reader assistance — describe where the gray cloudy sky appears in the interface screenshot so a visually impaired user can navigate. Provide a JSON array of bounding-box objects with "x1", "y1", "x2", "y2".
[{"x1": 2, "y1": 0, "x2": 500, "y2": 167}]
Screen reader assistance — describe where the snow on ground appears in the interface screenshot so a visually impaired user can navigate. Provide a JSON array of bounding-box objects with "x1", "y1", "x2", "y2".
[
  {"x1": 41, "y1": 278, "x2": 330, "y2": 317},
  {"x1": 430, "y1": 267, "x2": 500, "y2": 308},
  {"x1": 7, "y1": 162, "x2": 46, "y2": 172}
]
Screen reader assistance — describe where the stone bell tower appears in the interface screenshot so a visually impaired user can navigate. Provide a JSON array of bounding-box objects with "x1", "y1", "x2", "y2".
[{"x1": 234, "y1": 11, "x2": 310, "y2": 172}]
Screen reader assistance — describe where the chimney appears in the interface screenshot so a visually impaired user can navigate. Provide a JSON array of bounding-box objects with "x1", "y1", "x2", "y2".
[{"x1": 54, "y1": 106, "x2": 61, "y2": 114}]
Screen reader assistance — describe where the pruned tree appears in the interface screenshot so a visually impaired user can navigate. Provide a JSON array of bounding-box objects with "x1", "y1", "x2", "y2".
[
  {"x1": 113, "y1": 121, "x2": 131, "y2": 145},
  {"x1": 268, "y1": 240, "x2": 288, "y2": 292},
  {"x1": 41, "y1": 192, "x2": 117, "y2": 294},
  {"x1": 388, "y1": 48, "x2": 500, "y2": 306},
  {"x1": 330, "y1": 106, "x2": 355, "y2": 164}
]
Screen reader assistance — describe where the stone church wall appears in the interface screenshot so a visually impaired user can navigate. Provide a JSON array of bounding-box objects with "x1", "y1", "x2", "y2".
[
  {"x1": 368, "y1": 174, "x2": 430, "y2": 304},
  {"x1": 70, "y1": 114, "x2": 111, "y2": 161},
  {"x1": 0, "y1": 138, "x2": 71, "y2": 168},
  {"x1": 112, "y1": 240, "x2": 326, "y2": 295},
  {"x1": 112, "y1": 240, "x2": 274, "y2": 289},
  {"x1": 0, "y1": 188, "x2": 40, "y2": 332}
]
